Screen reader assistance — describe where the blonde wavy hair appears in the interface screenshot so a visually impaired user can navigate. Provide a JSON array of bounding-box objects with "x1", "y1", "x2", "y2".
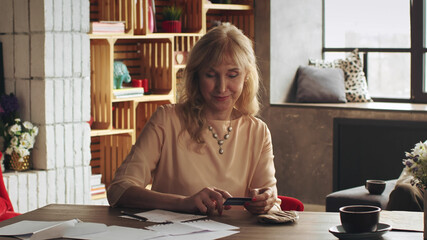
[{"x1": 178, "y1": 23, "x2": 261, "y2": 143}]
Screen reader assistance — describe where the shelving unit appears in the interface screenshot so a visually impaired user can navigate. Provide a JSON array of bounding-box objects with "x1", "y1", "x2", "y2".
[{"x1": 89, "y1": 0, "x2": 254, "y2": 188}]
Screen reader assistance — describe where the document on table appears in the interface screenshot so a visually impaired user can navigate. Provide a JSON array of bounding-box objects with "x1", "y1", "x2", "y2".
[
  {"x1": 0, "y1": 220, "x2": 159, "y2": 240},
  {"x1": 121, "y1": 209, "x2": 207, "y2": 223},
  {"x1": 146, "y1": 219, "x2": 239, "y2": 239},
  {"x1": 0, "y1": 212, "x2": 239, "y2": 240},
  {"x1": 380, "y1": 210, "x2": 423, "y2": 232},
  {"x1": 0, "y1": 219, "x2": 85, "y2": 240}
]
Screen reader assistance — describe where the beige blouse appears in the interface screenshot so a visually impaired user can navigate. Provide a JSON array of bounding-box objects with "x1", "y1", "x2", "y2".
[{"x1": 107, "y1": 104, "x2": 278, "y2": 207}]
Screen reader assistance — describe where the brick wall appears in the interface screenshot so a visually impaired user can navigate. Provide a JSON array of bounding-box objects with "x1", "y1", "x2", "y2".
[{"x1": 0, "y1": 0, "x2": 92, "y2": 212}]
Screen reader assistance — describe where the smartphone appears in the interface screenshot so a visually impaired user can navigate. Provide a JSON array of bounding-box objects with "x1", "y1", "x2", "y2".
[{"x1": 223, "y1": 197, "x2": 252, "y2": 206}]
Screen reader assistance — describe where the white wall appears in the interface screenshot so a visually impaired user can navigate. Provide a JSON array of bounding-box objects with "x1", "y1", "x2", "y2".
[
  {"x1": 270, "y1": 0, "x2": 323, "y2": 103},
  {"x1": 0, "y1": 0, "x2": 92, "y2": 212}
]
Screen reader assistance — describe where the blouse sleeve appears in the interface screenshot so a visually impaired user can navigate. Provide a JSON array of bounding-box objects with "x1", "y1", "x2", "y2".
[
  {"x1": 107, "y1": 106, "x2": 167, "y2": 207},
  {"x1": 249, "y1": 122, "x2": 278, "y2": 195}
]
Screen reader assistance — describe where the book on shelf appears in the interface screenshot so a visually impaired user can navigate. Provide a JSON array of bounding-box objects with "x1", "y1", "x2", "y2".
[
  {"x1": 91, "y1": 174, "x2": 102, "y2": 186},
  {"x1": 91, "y1": 183, "x2": 106, "y2": 195},
  {"x1": 91, "y1": 192, "x2": 107, "y2": 200},
  {"x1": 90, "y1": 21, "x2": 125, "y2": 34},
  {"x1": 113, "y1": 87, "x2": 144, "y2": 99}
]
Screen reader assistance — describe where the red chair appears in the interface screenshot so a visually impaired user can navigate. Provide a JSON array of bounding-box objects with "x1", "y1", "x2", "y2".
[
  {"x1": 278, "y1": 195, "x2": 304, "y2": 211},
  {"x1": 0, "y1": 152, "x2": 20, "y2": 221}
]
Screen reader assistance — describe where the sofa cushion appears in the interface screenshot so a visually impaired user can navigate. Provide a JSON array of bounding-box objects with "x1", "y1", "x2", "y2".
[
  {"x1": 295, "y1": 66, "x2": 346, "y2": 103},
  {"x1": 309, "y1": 49, "x2": 373, "y2": 103},
  {"x1": 325, "y1": 179, "x2": 397, "y2": 212}
]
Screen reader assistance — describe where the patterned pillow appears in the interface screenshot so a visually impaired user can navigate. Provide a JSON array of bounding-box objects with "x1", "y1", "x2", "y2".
[{"x1": 309, "y1": 49, "x2": 373, "y2": 102}]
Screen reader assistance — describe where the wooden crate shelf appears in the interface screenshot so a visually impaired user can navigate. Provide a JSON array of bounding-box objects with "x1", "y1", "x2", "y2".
[
  {"x1": 115, "y1": 38, "x2": 174, "y2": 94},
  {"x1": 205, "y1": 3, "x2": 252, "y2": 11},
  {"x1": 89, "y1": 0, "x2": 254, "y2": 189},
  {"x1": 135, "y1": 100, "x2": 171, "y2": 137},
  {"x1": 91, "y1": 134, "x2": 133, "y2": 187},
  {"x1": 90, "y1": 129, "x2": 134, "y2": 137}
]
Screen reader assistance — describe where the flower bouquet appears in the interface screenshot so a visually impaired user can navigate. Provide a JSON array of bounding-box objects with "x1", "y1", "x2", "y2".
[
  {"x1": 0, "y1": 93, "x2": 39, "y2": 171},
  {"x1": 403, "y1": 141, "x2": 427, "y2": 189},
  {"x1": 2, "y1": 119, "x2": 38, "y2": 171},
  {"x1": 402, "y1": 140, "x2": 427, "y2": 239}
]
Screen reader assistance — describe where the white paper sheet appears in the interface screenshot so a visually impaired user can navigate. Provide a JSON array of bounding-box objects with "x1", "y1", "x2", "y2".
[
  {"x1": 68, "y1": 225, "x2": 160, "y2": 240},
  {"x1": 62, "y1": 222, "x2": 108, "y2": 238},
  {"x1": 30, "y1": 219, "x2": 79, "y2": 240},
  {"x1": 133, "y1": 209, "x2": 206, "y2": 223},
  {"x1": 380, "y1": 210, "x2": 423, "y2": 232},
  {"x1": 0, "y1": 220, "x2": 66, "y2": 236},
  {"x1": 0, "y1": 219, "x2": 80, "y2": 240},
  {"x1": 183, "y1": 219, "x2": 239, "y2": 231},
  {"x1": 146, "y1": 222, "x2": 205, "y2": 235},
  {"x1": 152, "y1": 230, "x2": 239, "y2": 240},
  {"x1": 146, "y1": 219, "x2": 239, "y2": 237}
]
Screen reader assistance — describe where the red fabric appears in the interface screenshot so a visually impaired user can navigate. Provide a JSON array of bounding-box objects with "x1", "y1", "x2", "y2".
[
  {"x1": 0, "y1": 152, "x2": 20, "y2": 221},
  {"x1": 278, "y1": 195, "x2": 304, "y2": 211}
]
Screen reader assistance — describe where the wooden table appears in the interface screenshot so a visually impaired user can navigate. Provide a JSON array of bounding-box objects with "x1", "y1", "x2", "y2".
[{"x1": 0, "y1": 204, "x2": 422, "y2": 239}]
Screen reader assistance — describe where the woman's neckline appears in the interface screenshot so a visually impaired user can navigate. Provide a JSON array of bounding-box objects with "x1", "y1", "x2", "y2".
[{"x1": 206, "y1": 109, "x2": 243, "y2": 122}]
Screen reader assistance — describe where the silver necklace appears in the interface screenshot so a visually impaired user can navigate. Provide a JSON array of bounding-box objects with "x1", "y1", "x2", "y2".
[{"x1": 208, "y1": 121, "x2": 232, "y2": 154}]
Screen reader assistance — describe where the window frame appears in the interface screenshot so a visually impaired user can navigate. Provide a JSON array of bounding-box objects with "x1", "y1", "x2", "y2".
[{"x1": 322, "y1": 0, "x2": 427, "y2": 103}]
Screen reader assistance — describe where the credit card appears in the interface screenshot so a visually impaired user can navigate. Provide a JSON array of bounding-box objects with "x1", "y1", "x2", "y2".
[{"x1": 224, "y1": 197, "x2": 252, "y2": 205}]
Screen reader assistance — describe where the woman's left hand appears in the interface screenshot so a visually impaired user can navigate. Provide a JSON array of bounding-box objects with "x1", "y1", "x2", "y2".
[{"x1": 244, "y1": 187, "x2": 276, "y2": 214}]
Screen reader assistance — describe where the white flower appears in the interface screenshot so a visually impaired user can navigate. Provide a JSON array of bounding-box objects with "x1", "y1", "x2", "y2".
[
  {"x1": 413, "y1": 141, "x2": 427, "y2": 161},
  {"x1": 23, "y1": 121, "x2": 34, "y2": 130},
  {"x1": 20, "y1": 132, "x2": 32, "y2": 143},
  {"x1": 19, "y1": 139, "x2": 32, "y2": 149},
  {"x1": 403, "y1": 140, "x2": 427, "y2": 189},
  {"x1": 10, "y1": 136, "x2": 19, "y2": 147},
  {"x1": 3, "y1": 118, "x2": 38, "y2": 165},
  {"x1": 30, "y1": 126, "x2": 38, "y2": 137},
  {"x1": 15, "y1": 147, "x2": 29, "y2": 158},
  {"x1": 8, "y1": 124, "x2": 21, "y2": 136}
]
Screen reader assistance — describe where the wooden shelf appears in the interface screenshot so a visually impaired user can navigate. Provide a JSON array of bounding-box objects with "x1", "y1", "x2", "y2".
[
  {"x1": 112, "y1": 93, "x2": 174, "y2": 103},
  {"x1": 89, "y1": 0, "x2": 254, "y2": 188},
  {"x1": 173, "y1": 64, "x2": 186, "y2": 70},
  {"x1": 205, "y1": 3, "x2": 252, "y2": 10},
  {"x1": 89, "y1": 33, "x2": 173, "y2": 40},
  {"x1": 90, "y1": 129, "x2": 134, "y2": 137}
]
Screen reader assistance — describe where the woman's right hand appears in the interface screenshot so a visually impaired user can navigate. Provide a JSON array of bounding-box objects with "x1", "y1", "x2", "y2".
[{"x1": 182, "y1": 187, "x2": 232, "y2": 215}]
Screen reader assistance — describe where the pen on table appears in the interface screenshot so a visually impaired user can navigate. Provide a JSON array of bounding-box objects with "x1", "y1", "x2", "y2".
[{"x1": 120, "y1": 211, "x2": 148, "y2": 221}]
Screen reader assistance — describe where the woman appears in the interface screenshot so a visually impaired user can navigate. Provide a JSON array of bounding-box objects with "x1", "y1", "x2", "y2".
[{"x1": 107, "y1": 23, "x2": 280, "y2": 215}]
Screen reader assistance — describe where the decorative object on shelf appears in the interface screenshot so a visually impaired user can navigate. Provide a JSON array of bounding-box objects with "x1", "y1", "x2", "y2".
[
  {"x1": 132, "y1": 79, "x2": 143, "y2": 88},
  {"x1": 148, "y1": 0, "x2": 156, "y2": 33},
  {"x1": 113, "y1": 87, "x2": 144, "y2": 99},
  {"x1": 0, "y1": 93, "x2": 38, "y2": 171},
  {"x1": 113, "y1": 61, "x2": 131, "y2": 89},
  {"x1": 131, "y1": 79, "x2": 150, "y2": 94},
  {"x1": 3, "y1": 119, "x2": 38, "y2": 171},
  {"x1": 142, "y1": 79, "x2": 150, "y2": 94},
  {"x1": 402, "y1": 140, "x2": 427, "y2": 239},
  {"x1": 90, "y1": 21, "x2": 125, "y2": 34},
  {"x1": 162, "y1": 5, "x2": 183, "y2": 33},
  {"x1": 174, "y1": 51, "x2": 188, "y2": 65}
]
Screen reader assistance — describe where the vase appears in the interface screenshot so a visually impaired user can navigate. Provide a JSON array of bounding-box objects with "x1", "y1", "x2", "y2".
[
  {"x1": 7, "y1": 151, "x2": 31, "y2": 171},
  {"x1": 162, "y1": 20, "x2": 181, "y2": 33},
  {"x1": 424, "y1": 190, "x2": 427, "y2": 239}
]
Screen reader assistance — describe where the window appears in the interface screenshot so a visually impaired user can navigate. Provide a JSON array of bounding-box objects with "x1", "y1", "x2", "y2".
[{"x1": 324, "y1": 0, "x2": 427, "y2": 103}]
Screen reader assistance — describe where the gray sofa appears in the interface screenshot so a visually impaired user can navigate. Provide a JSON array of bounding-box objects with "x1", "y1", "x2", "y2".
[{"x1": 325, "y1": 179, "x2": 398, "y2": 212}]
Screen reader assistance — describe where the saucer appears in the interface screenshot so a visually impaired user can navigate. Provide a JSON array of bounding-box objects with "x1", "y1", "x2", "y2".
[{"x1": 329, "y1": 223, "x2": 392, "y2": 240}]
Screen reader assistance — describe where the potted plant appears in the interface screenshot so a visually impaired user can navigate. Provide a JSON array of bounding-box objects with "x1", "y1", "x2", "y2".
[{"x1": 162, "y1": 5, "x2": 183, "y2": 33}]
